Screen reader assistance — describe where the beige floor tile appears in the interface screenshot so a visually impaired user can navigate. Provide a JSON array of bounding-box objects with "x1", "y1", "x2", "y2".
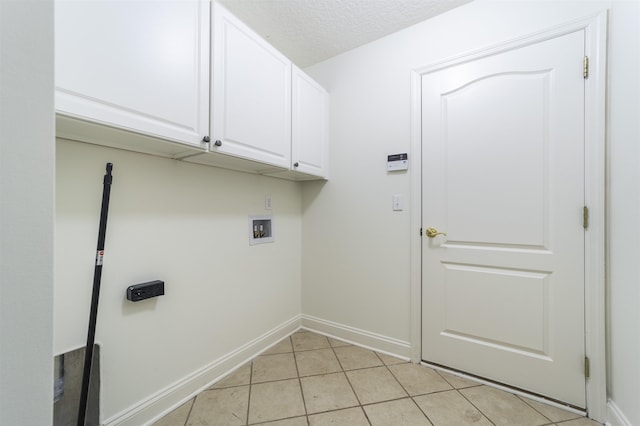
[
  {"x1": 436, "y1": 370, "x2": 481, "y2": 389},
  {"x1": 346, "y1": 366, "x2": 408, "y2": 404},
  {"x1": 308, "y1": 407, "x2": 370, "y2": 426},
  {"x1": 376, "y1": 352, "x2": 408, "y2": 366},
  {"x1": 334, "y1": 345, "x2": 383, "y2": 370},
  {"x1": 328, "y1": 337, "x2": 351, "y2": 348},
  {"x1": 153, "y1": 399, "x2": 193, "y2": 426},
  {"x1": 388, "y1": 363, "x2": 452, "y2": 396},
  {"x1": 556, "y1": 418, "x2": 602, "y2": 426},
  {"x1": 291, "y1": 332, "x2": 331, "y2": 351},
  {"x1": 295, "y1": 349, "x2": 342, "y2": 377},
  {"x1": 263, "y1": 338, "x2": 294, "y2": 355},
  {"x1": 414, "y1": 389, "x2": 492, "y2": 426},
  {"x1": 460, "y1": 386, "x2": 549, "y2": 426},
  {"x1": 364, "y1": 398, "x2": 433, "y2": 426},
  {"x1": 253, "y1": 417, "x2": 309, "y2": 426},
  {"x1": 211, "y1": 364, "x2": 251, "y2": 389},
  {"x1": 160, "y1": 334, "x2": 598, "y2": 426},
  {"x1": 248, "y1": 379, "x2": 306, "y2": 424},
  {"x1": 300, "y1": 372, "x2": 359, "y2": 414},
  {"x1": 519, "y1": 396, "x2": 582, "y2": 423},
  {"x1": 252, "y1": 353, "x2": 298, "y2": 383},
  {"x1": 186, "y1": 386, "x2": 249, "y2": 426}
]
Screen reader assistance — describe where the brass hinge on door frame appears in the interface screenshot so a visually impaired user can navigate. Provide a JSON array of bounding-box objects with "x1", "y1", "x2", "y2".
[
  {"x1": 583, "y1": 56, "x2": 589, "y2": 79},
  {"x1": 584, "y1": 356, "x2": 590, "y2": 378},
  {"x1": 583, "y1": 206, "x2": 589, "y2": 229}
]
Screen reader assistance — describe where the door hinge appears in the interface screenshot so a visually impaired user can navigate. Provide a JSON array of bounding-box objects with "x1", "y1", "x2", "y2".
[
  {"x1": 583, "y1": 56, "x2": 589, "y2": 79},
  {"x1": 584, "y1": 356, "x2": 590, "y2": 378},
  {"x1": 583, "y1": 206, "x2": 589, "y2": 229}
]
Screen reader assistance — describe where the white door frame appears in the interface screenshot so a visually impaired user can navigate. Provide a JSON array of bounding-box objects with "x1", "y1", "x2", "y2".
[{"x1": 408, "y1": 11, "x2": 607, "y2": 422}]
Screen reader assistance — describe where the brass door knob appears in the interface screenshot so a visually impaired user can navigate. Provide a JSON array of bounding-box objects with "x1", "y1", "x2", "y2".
[{"x1": 425, "y1": 227, "x2": 447, "y2": 238}]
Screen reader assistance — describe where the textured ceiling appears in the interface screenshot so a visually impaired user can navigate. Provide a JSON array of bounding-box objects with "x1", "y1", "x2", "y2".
[{"x1": 217, "y1": 0, "x2": 473, "y2": 68}]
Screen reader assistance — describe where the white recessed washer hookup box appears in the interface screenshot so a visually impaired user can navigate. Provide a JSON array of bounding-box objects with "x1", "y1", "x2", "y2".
[
  {"x1": 249, "y1": 215, "x2": 274, "y2": 245},
  {"x1": 387, "y1": 153, "x2": 408, "y2": 171}
]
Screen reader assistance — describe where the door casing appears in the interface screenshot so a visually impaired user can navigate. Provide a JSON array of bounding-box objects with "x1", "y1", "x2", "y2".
[{"x1": 408, "y1": 11, "x2": 607, "y2": 422}]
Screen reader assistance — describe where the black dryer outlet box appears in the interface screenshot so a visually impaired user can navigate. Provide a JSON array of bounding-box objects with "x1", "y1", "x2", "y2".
[{"x1": 126, "y1": 280, "x2": 165, "y2": 302}]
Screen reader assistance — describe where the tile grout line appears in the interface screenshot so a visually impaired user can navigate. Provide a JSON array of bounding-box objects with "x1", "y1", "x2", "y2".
[
  {"x1": 329, "y1": 339, "x2": 361, "y2": 405},
  {"x1": 516, "y1": 393, "x2": 580, "y2": 425},
  {"x1": 328, "y1": 336, "x2": 373, "y2": 425},
  {"x1": 455, "y1": 385, "x2": 498, "y2": 426},
  {"x1": 377, "y1": 352, "x2": 436, "y2": 425},
  {"x1": 182, "y1": 397, "x2": 196, "y2": 426},
  {"x1": 409, "y1": 394, "x2": 437, "y2": 425},
  {"x1": 291, "y1": 336, "x2": 310, "y2": 423},
  {"x1": 517, "y1": 394, "x2": 556, "y2": 425},
  {"x1": 430, "y1": 369, "x2": 498, "y2": 426},
  {"x1": 245, "y1": 359, "x2": 254, "y2": 425},
  {"x1": 247, "y1": 333, "x2": 307, "y2": 425},
  {"x1": 378, "y1": 352, "x2": 410, "y2": 397}
]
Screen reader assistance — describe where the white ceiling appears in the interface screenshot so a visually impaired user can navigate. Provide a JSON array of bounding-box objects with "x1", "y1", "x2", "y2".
[{"x1": 217, "y1": 0, "x2": 473, "y2": 68}]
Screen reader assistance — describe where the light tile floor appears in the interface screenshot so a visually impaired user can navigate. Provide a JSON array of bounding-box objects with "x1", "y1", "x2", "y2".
[{"x1": 153, "y1": 330, "x2": 602, "y2": 426}]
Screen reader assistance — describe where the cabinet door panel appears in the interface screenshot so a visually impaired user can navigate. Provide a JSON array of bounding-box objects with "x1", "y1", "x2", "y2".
[
  {"x1": 55, "y1": 0, "x2": 209, "y2": 147},
  {"x1": 212, "y1": 4, "x2": 291, "y2": 168},
  {"x1": 292, "y1": 66, "x2": 329, "y2": 178}
]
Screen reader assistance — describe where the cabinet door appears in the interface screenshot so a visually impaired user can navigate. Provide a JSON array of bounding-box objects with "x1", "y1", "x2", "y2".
[
  {"x1": 211, "y1": 3, "x2": 291, "y2": 169},
  {"x1": 291, "y1": 66, "x2": 329, "y2": 178},
  {"x1": 55, "y1": 0, "x2": 209, "y2": 148}
]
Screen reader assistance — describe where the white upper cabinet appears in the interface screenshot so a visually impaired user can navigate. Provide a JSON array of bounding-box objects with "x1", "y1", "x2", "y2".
[
  {"x1": 55, "y1": 1, "x2": 328, "y2": 178},
  {"x1": 210, "y1": 3, "x2": 291, "y2": 169},
  {"x1": 291, "y1": 65, "x2": 329, "y2": 179},
  {"x1": 55, "y1": 0, "x2": 210, "y2": 156},
  {"x1": 265, "y1": 66, "x2": 329, "y2": 181}
]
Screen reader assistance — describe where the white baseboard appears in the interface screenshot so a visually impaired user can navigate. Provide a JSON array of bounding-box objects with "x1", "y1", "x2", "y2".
[
  {"x1": 606, "y1": 399, "x2": 633, "y2": 426},
  {"x1": 103, "y1": 315, "x2": 302, "y2": 426},
  {"x1": 301, "y1": 314, "x2": 412, "y2": 360}
]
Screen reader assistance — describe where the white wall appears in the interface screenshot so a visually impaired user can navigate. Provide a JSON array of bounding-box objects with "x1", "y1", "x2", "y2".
[
  {"x1": 55, "y1": 139, "x2": 302, "y2": 423},
  {"x1": 0, "y1": 1, "x2": 55, "y2": 425},
  {"x1": 606, "y1": 1, "x2": 640, "y2": 425},
  {"x1": 303, "y1": 1, "x2": 639, "y2": 424}
]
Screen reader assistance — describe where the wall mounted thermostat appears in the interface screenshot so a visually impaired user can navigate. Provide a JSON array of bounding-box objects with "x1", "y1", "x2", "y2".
[{"x1": 387, "y1": 153, "x2": 408, "y2": 171}]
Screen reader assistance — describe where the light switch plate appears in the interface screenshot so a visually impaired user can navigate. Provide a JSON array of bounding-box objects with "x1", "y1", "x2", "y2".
[{"x1": 392, "y1": 194, "x2": 403, "y2": 211}]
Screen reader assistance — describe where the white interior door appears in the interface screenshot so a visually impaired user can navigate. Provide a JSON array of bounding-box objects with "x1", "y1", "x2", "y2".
[{"x1": 421, "y1": 30, "x2": 586, "y2": 407}]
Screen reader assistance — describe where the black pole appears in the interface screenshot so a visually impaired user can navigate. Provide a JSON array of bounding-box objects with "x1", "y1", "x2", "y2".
[{"x1": 78, "y1": 163, "x2": 113, "y2": 426}]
